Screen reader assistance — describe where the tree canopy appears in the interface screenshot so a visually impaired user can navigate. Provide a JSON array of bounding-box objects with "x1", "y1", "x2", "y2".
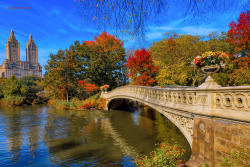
[
  {"x1": 226, "y1": 10, "x2": 250, "y2": 56},
  {"x1": 126, "y1": 48, "x2": 159, "y2": 86},
  {"x1": 81, "y1": 31, "x2": 127, "y2": 88},
  {"x1": 42, "y1": 43, "x2": 83, "y2": 101},
  {"x1": 149, "y1": 31, "x2": 234, "y2": 86},
  {"x1": 41, "y1": 32, "x2": 127, "y2": 101}
]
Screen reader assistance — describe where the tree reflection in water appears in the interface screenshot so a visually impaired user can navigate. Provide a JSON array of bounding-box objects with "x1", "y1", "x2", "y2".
[{"x1": 0, "y1": 105, "x2": 191, "y2": 166}]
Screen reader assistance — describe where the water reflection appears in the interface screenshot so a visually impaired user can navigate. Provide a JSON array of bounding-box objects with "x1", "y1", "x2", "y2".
[{"x1": 0, "y1": 105, "x2": 191, "y2": 166}]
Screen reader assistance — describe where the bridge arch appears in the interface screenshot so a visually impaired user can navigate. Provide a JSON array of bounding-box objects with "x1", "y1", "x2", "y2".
[
  {"x1": 102, "y1": 84, "x2": 250, "y2": 166},
  {"x1": 106, "y1": 95, "x2": 193, "y2": 147}
]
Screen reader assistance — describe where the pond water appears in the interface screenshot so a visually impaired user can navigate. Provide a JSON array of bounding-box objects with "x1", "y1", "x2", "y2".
[{"x1": 0, "y1": 105, "x2": 191, "y2": 166}]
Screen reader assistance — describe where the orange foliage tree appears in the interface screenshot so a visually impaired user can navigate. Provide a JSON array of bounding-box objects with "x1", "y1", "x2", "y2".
[
  {"x1": 78, "y1": 80, "x2": 98, "y2": 97},
  {"x1": 126, "y1": 48, "x2": 159, "y2": 86},
  {"x1": 229, "y1": 56, "x2": 250, "y2": 85}
]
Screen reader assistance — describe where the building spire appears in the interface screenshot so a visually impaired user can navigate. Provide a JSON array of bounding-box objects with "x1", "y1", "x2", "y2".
[
  {"x1": 28, "y1": 33, "x2": 33, "y2": 43},
  {"x1": 10, "y1": 29, "x2": 14, "y2": 38}
]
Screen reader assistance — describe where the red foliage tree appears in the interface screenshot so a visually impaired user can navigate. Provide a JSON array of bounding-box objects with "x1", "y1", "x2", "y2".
[
  {"x1": 226, "y1": 11, "x2": 250, "y2": 56},
  {"x1": 126, "y1": 48, "x2": 159, "y2": 86},
  {"x1": 78, "y1": 80, "x2": 98, "y2": 93}
]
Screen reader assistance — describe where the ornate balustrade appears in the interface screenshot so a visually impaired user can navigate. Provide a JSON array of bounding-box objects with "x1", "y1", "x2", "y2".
[{"x1": 102, "y1": 85, "x2": 250, "y2": 123}]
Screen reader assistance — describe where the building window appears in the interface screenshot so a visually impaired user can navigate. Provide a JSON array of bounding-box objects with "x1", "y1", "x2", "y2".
[{"x1": 2, "y1": 72, "x2": 4, "y2": 78}]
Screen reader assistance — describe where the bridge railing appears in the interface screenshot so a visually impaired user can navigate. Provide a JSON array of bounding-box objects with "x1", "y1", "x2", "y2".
[{"x1": 102, "y1": 85, "x2": 250, "y2": 123}]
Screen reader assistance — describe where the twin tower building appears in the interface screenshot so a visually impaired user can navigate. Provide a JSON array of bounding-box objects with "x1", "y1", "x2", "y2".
[{"x1": 0, "y1": 30, "x2": 42, "y2": 79}]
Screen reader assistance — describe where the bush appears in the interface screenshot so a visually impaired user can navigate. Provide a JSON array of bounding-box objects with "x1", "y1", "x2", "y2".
[
  {"x1": 35, "y1": 91, "x2": 50, "y2": 104},
  {"x1": 0, "y1": 96, "x2": 25, "y2": 106},
  {"x1": 135, "y1": 141, "x2": 185, "y2": 167}
]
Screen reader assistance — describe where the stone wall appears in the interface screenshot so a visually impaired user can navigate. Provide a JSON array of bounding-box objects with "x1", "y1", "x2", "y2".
[
  {"x1": 214, "y1": 120, "x2": 250, "y2": 166},
  {"x1": 188, "y1": 116, "x2": 250, "y2": 166}
]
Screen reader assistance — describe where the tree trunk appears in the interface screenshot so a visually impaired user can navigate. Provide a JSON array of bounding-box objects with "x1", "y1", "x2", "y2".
[{"x1": 66, "y1": 89, "x2": 69, "y2": 102}]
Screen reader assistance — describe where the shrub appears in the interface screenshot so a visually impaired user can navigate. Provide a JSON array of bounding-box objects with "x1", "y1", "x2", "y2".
[
  {"x1": 80, "y1": 102, "x2": 92, "y2": 109},
  {"x1": 0, "y1": 96, "x2": 25, "y2": 106},
  {"x1": 135, "y1": 141, "x2": 185, "y2": 167}
]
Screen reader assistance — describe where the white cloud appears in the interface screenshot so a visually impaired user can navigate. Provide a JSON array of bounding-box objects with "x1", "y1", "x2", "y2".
[
  {"x1": 147, "y1": 32, "x2": 165, "y2": 40},
  {"x1": 181, "y1": 26, "x2": 218, "y2": 36}
]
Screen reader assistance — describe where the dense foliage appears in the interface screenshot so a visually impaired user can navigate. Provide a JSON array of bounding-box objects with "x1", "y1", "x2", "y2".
[
  {"x1": 0, "y1": 76, "x2": 45, "y2": 106},
  {"x1": 126, "y1": 48, "x2": 159, "y2": 86},
  {"x1": 82, "y1": 31, "x2": 127, "y2": 88},
  {"x1": 226, "y1": 10, "x2": 250, "y2": 56},
  {"x1": 135, "y1": 141, "x2": 185, "y2": 167},
  {"x1": 42, "y1": 43, "x2": 84, "y2": 102},
  {"x1": 41, "y1": 32, "x2": 127, "y2": 102},
  {"x1": 149, "y1": 32, "x2": 233, "y2": 87}
]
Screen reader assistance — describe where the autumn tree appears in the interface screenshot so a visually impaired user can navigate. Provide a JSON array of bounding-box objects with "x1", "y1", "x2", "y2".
[
  {"x1": 150, "y1": 33, "x2": 203, "y2": 86},
  {"x1": 79, "y1": 31, "x2": 127, "y2": 88},
  {"x1": 75, "y1": 0, "x2": 249, "y2": 41},
  {"x1": 222, "y1": 11, "x2": 250, "y2": 86},
  {"x1": 226, "y1": 10, "x2": 250, "y2": 56},
  {"x1": 42, "y1": 42, "x2": 84, "y2": 102},
  {"x1": 150, "y1": 31, "x2": 233, "y2": 86},
  {"x1": 126, "y1": 48, "x2": 159, "y2": 86}
]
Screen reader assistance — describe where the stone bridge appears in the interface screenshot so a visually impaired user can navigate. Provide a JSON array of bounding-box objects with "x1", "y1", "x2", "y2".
[{"x1": 101, "y1": 77, "x2": 250, "y2": 166}]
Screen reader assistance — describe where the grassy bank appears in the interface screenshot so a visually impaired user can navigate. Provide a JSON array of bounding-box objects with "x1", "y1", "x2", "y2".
[
  {"x1": 47, "y1": 92, "x2": 105, "y2": 110},
  {"x1": 0, "y1": 92, "x2": 49, "y2": 107}
]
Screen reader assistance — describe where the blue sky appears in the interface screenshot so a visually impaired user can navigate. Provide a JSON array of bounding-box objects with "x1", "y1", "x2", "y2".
[{"x1": 0, "y1": 0, "x2": 248, "y2": 74}]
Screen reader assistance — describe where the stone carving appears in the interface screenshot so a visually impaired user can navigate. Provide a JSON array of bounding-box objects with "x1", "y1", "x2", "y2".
[
  {"x1": 216, "y1": 92, "x2": 250, "y2": 112},
  {"x1": 165, "y1": 112, "x2": 194, "y2": 137},
  {"x1": 198, "y1": 95, "x2": 208, "y2": 105}
]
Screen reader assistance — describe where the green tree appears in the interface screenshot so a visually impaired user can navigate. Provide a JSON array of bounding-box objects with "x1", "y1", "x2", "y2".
[
  {"x1": 19, "y1": 76, "x2": 43, "y2": 104},
  {"x1": 3, "y1": 75, "x2": 21, "y2": 97},
  {"x1": 42, "y1": 42, "x2": 84, "y2": 102},
  {"x1": 0, "y1": 78, "x2": 6, "y2": 99},
  {"x1": 79, "y1": 31, "x2": 127, "y2": 88}
]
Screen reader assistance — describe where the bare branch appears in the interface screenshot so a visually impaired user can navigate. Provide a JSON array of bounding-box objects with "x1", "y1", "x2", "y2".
[{"x1": 74, "y1": 0, "x2": 249, "y2": 42}]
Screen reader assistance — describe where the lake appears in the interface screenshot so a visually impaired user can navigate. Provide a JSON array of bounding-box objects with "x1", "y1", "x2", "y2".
[{"x1": 0, "y1": 105, "x2": 191, "y2": 166}]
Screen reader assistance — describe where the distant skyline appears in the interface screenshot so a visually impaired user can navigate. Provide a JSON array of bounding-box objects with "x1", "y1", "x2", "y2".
[{"x1": 0, "y1": 0, "x2": 248, "y2": 74}]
